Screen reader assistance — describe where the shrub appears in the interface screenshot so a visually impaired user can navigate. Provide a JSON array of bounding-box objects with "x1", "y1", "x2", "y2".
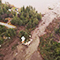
[{"x1": 5, "y1": 28, "x2": 16, "y2": 37}]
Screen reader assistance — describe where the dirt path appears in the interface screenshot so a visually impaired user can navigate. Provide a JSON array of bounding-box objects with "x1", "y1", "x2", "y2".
[{"x1": 0, "y1": 22, "x2": 16, "y2": 28}]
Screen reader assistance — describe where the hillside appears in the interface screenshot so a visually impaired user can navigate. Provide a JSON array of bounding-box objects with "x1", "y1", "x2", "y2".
[
  {"x1": 0, "y1": 0, "x2": 60, "y2": 60},
  {"x1": 39, "y1": 18, "x2": 60, "y2": 60},
  {"x1": 0, "y1": 0, "x2": 42, "y2": 60}
]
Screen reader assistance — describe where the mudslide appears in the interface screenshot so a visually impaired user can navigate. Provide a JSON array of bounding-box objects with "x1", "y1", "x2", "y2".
[{"x1": 3, "y1": 3, "x2": 60, "y2": 60}]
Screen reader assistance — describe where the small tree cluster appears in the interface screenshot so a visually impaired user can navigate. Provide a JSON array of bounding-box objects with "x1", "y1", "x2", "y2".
[
  {"x1": 0, "y1": 25, "x2": 16, "y2": 45},
  {"x1": 19, "y1": 30, "x2": 29, "y2": 42},
  {"x1": 11, "y1": 6, "x2": 42, "y2": 31},
  {"x1": 5, "y1": 28, "x2": 16, "y2": 37}
]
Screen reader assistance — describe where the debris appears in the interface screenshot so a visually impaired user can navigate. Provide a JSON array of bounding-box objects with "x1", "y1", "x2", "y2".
[
  {"x1": 23, "y1": 38, "x2": 33, "y2": 46},
  {"x1": 8, "y1": 37, "x2": 10, "y2": 39},
  {"x1": 0, "y1": 45, "x2": 1, "y2": 48},
  {"x1": 8, "y1": 9, "x2": 11, "y2": 11},
  {"x1": 15, "y1": 53, "x2": 18, "y2": 56},
  {"x1": 29, "y1": 35, "x2": 31, "y2": 38},
  {"x1": 21, "y1": 36, "x2": 25, "y2": 43}
]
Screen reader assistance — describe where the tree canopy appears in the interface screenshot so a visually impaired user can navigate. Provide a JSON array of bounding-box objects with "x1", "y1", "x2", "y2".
[
  {"x1": 11, "y1": 6, "x2": 42, "y2": 31},
  {"x1": 0, "y1": 25, "x2": 16, "y2": 45}
]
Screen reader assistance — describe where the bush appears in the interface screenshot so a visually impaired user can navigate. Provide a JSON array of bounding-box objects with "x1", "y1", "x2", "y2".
[
  {"x1": 37, "y1": 13, "x2": 42, "y2": 20},
  {"x1": 11, "y1": 6, "x2": 42, "y2": 31},
  {"x1": 0, "y1": 25, "x2": 6, "y2": 34},
  {"x1": 11, "y1": 16, "x2": 23, "y2": 26}
]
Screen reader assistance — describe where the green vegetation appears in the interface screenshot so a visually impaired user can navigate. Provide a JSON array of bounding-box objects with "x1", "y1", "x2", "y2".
[
  {"x1": 0, "y1": 0, "x2": 42, "y2": 47},
  {"x1": 0, "y1": 0, "x2": 13, "y2": 21},
  {"x1": 0, "y1": 25, "x2": 16, "y2": 45},
  {"x1": 0, "y1": 1, "x2": 42, "y2": 60},
  {"x1": 0, "y1": 36, "x2": 4, "y2": 44},
  {"x1": 55, "y1": 27, "x2": 60, "y2": 35},
  {"x1": 11, "y1": 6, "x2": 42, "y2": 31},
  {"x1": 19, "y1": 30, "x2": 30, "y2": 42},
  {"x1": 11, "y1": 6, "x2": 42, "y2": 42},
  {"x1": 39, "y1": 27, "x2": 60, "y2": 60},
  {"x1": 0, "y1": 1, "x2": 60, "y2": 60},
  {"x1": 0, "y1": 0, "x2": 42, "y2": 44},
  {"x1": 48, "y1": 7, "x2": 52, "y2": 10},
  {"x1": 11, "y1": 16, "x2": 23, "y2": 26},
  {"x1": 0, "y1": 0, "x2": 2, "y2": 4},
  {"x1": 0, "y1": 25, "x2": 6, "y2": 34},
  {"x1": 5, "y1": 28, "x2": 16, "y2": 37}
]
